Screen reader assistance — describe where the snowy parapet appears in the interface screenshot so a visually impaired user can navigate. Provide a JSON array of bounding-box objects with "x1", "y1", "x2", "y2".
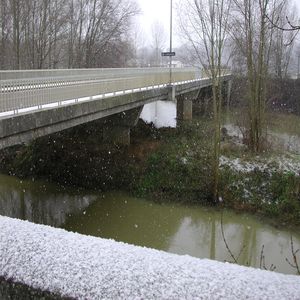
[{"x1": 0, "y1": 216, "x2": 300, "y2": 299}]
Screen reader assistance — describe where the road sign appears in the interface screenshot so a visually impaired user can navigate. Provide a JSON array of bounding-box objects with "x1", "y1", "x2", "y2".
[{"x1": 161, "y1": 52, "x2": 176, "y2": 57}]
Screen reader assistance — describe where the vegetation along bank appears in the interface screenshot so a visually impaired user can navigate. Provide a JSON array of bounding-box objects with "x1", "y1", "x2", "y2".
[{"x1": 0, "y1": 110, "x2": 299, "y2": 228}]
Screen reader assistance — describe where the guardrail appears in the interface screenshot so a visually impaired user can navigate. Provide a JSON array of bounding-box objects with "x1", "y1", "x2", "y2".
[{"x1": 0, "y1": 68, "x2": 201, "y2": 115}]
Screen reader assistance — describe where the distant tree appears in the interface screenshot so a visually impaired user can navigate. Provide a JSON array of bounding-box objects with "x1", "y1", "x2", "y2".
[
  {"x1": 67, "y1": 0, "x2": 139, "y2": 68},
  {"x1": 268, "y1": 1, "x2": 298, "y2": 79},
  {"x1": 129, "y1": 26, "x2": 146, "y2": 66},
  {"x1": 151, "y1": 21, "x2": 166, "y2": 66},
  {"x1": 0, "y1": 0, "x2": 9, "y2": 68},
  {"x1": 0, "y1": 0, "x2": 139, "y2": 69}
]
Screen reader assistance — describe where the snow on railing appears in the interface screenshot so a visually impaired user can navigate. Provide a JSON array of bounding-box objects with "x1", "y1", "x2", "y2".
[{"x1": 0, "y1": 216, "x2": 299, "y2": 299}]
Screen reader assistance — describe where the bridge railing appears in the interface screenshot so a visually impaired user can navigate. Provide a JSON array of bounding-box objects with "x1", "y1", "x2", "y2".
[{"x1": 0, "y1": 68, "x2": 201, "y2": 115}]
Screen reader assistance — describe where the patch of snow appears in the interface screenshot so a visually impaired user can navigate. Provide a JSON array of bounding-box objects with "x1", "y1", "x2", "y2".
[
  {"x1": 181, "y1": 157, "x2": 188, "y2": 165},
  {"x1": 1, "y1": 216, "x2": 300, "y2": 299},
  {"x1": 223, "y1": 124, "x2": 244, "y2": 139},
  {"x1": 220, "y1": 156, "x2": 300, "y2": 176}
]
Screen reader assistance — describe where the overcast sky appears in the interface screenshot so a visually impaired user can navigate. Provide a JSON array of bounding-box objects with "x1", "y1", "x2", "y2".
[
  {"x1": 136, "y1": 0, "x2": 300, "y2": 48},
  {"x1": 136, "y1": 0, "x2": 176, "y2": 48}
]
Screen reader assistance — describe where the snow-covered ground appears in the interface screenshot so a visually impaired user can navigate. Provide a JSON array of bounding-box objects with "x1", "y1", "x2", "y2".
[
  {"x1": 220, "y1": 155, "x2": 300, "y2": 176},
  {"x1": 221, "y1": 123, "x2": 300, "y2": 175},
  {"x1": 0, "y1": 216, "x2": 300, "y2": 299}
]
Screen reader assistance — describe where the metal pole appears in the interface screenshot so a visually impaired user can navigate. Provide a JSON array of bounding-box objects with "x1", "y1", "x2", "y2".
[{"x1": 169, "y1": 0, "x2": 173, "y2": 85}]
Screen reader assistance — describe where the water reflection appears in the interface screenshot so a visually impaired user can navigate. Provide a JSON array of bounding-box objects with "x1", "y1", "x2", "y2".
[
  {"x1": 167, "y1": 213, "x2": 299, "y2": 273},
  {"x1": 0, "y1": 174, "x2": 97, "y2": 227},
  {"x1": 224, "y1": 123, "x2": 300, "y2": 154},
  {"x1": 141, "y1": 101, "x2": 176, "y2": 128},
  {"x1": 269, "y1": 132, "x2": 300, "y2": 154},
  {"x1": 64, "y1": 192, "x2": 300, "y2": 275}
]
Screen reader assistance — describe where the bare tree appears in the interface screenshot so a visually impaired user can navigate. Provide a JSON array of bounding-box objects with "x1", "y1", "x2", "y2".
[
  {"x1": 178, "y1": 0, "x2": 232, "y2": 201},
  {"x1": 269, "y1": 1, "x2": 297, "y2": 78},
  {"x1": 70, "y1": 0, "x2": 139, "y2": 68},
  {"x1": 0, "y1": 0, "x2": 9, "y2": 68},
  {"x1": 231, "y1": 0, "x2": 274, "y2": 151},
  {"x1": 10, "y1": 0, "x2": 23, "y2": 69},
  {"x1": 231, "y1": 0, "x2": 297, "y2": 151},
  {"x1": 0, "y1": 0, "x2": 139, "y2": 69}
]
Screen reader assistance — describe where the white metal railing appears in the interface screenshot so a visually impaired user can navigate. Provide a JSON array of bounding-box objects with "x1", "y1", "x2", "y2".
[{"x1": 0, "y1": 67, "x2": 202, "y2": 116}]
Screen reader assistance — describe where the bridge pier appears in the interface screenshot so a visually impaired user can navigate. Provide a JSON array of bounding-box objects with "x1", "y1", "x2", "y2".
[
  {"x1": 193, "y1": 87, "x2": 213, "y2": 116},
  {"x1": 103, "y1": 107, "x2": 143, "y2": 145},
  {"x1": 226, "y1": 79, "x2": 232, "y2": 106},
  {"x1": 176, "y1": 95, "x2": 193, "y2": 121}
]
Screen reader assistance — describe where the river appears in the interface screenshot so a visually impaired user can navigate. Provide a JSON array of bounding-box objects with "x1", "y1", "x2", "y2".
[{"x1": 1, "y1": 173, "x2": 299, "y2": 276}]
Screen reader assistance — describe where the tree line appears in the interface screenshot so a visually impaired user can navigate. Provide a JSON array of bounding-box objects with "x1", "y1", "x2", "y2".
[
  {"x1": 177, "y1": 0, "x2": 299, "y2": 200},
  {"x1": 0, "y1": 0, "x2": 139, "y2": 69}
]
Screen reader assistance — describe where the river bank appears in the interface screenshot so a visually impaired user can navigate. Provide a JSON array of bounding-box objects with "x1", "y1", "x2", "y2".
[{"x1": 0, "y1": 113, "x2": 299, "y2": 227}]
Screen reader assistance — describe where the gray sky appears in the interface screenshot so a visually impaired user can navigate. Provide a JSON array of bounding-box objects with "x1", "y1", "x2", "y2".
[
  {"x1": 136, "y1": 0, "x2": 300, "y2": 48},
  {"x1": 296, "y1": 0, "x2": 300, "y2": 12},
  {"x1": 136, "y1": 0, "x2": 175, "y2": 48}
]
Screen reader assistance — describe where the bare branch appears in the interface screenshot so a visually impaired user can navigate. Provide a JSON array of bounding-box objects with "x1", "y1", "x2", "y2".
[
  {"x1": 221, "y1": 213, "x2": 238, "y2": 264},
  {"x1": 265, "y1": 13, "x2": 300, "y2": 31},
  {"x1": 260, "y1": 245, "x2": 276, "y2": 272},
  {"x1": 286, "y1": 236, "x2": 300, "y2": 275}
]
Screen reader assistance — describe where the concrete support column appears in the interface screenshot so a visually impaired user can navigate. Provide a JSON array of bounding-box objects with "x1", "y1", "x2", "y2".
[
  {"x1": 176, "y1": 94, "x2": 193, "y2": 121},
  {"x1": 102, "y1": 106, "x2": 143, "y2": 145},
  {"x1": 168, "y1": 85, "x2": 176, "y2": 102},
  {"x1": 227, "y1": 80, "x2": 232, "y2": 106},
  {"x1": 192, "y1": 87, "x2": 213, "y2": 116}
]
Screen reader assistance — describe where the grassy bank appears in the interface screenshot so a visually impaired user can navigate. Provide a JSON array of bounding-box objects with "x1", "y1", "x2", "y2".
[
  {"x1": 220, "y1": 160, "x2": 300, "y2": 226},
  {"x1": 0, "y1": 119, "x2": 214, "y2": 202},
  {"x1": 0, "y1": 115, "x2": 299, "y2": 226}
]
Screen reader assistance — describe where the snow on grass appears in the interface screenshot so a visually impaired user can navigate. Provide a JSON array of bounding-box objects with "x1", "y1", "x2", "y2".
[
  {"x1": 1, "y1": 216, "x2": 300, "y2": 299},
  {"x1": 220, "y1": 155, "x2": 300, "y2": 176}
]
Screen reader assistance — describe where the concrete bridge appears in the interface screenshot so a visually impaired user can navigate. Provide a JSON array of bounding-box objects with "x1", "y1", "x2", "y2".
[{"x1": 0, "y1": 68, "x2": 232, "y2": 149}]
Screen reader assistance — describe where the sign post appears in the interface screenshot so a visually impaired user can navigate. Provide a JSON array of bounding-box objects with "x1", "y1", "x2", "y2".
[
  {"x1": 169, "y1": 0, "x2": 173, "y2": 85},
  {"x1": 161, "y1": 52, "x2": 176, "y2": 57}
]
